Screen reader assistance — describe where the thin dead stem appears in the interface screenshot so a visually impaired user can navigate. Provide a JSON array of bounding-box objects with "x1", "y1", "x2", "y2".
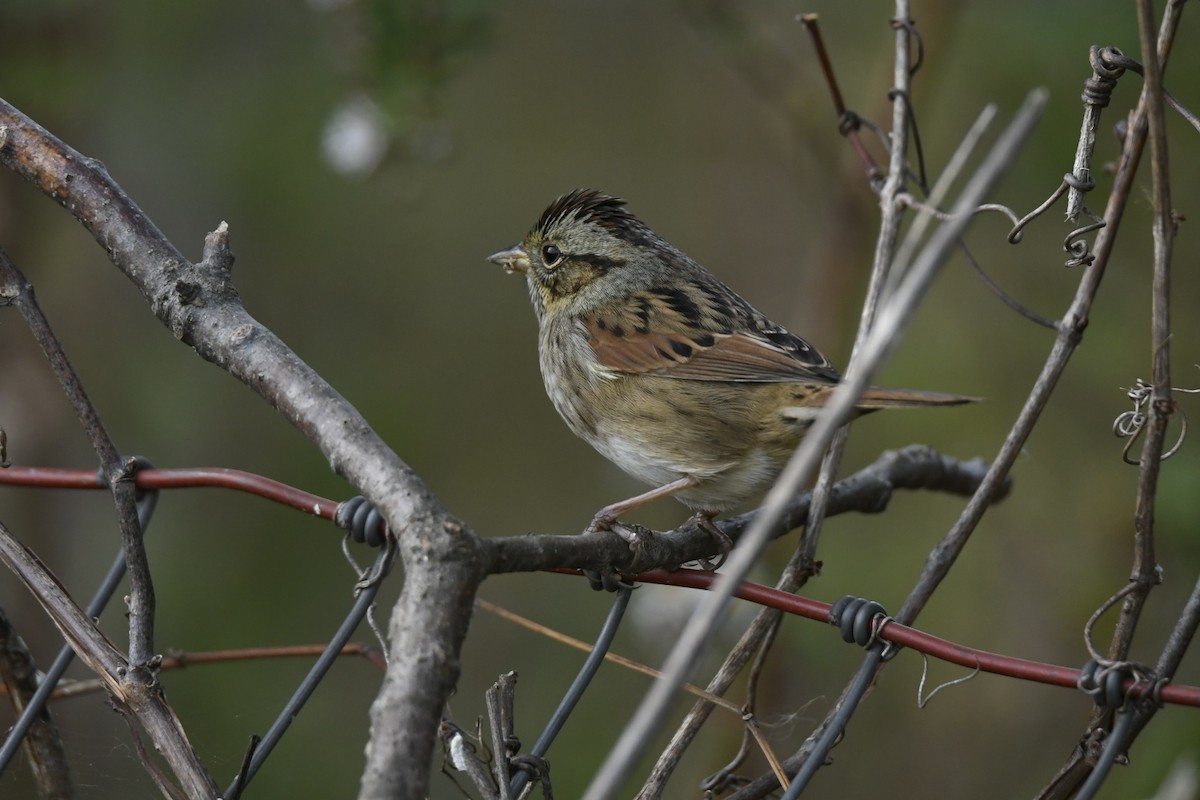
[
  {"x1": 1109, "y1": 0, "x2": 1174, "y2": 662},
  {"x1": 1036, "y1": 2, "x2": 1187, "y2": 797},
  {"x1": 0, "y1": 249, "x2": 156, "y2": 669}
]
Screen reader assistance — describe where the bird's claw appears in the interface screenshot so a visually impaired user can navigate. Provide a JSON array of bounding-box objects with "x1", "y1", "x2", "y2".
[
  {"x1": 613, "y1": 520, "x2": 654, "y2": 548},
  {"x1": 583, "y1": 516, "x2": 654, "y2": 590},
  {"x1": 691, "y1": 514, "x2": 732, "y2": 571},
  {"x1": 584, "y1": 509, "x2": 618, "y2": 536},
  {"x1": 584, "y1": 567, "x2": 636, "y2": 592},
  {"x1": 586, "y1": 512, "x2": 654, "y2": 548}
]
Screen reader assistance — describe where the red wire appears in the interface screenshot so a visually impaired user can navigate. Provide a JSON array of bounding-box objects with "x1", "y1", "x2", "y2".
[
  {"x1": 559, "y1": 568, "x2": 1200, "y2": 709},
  {"x1": 5, "y1": 465, "x2": 1198, "y2": 709},
  {"x1": 0, "y1": 465, "x2": 339, "y2": 520}
]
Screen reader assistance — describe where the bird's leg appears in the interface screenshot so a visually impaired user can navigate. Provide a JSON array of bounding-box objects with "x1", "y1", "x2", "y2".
[
  {"x1": 585, "y1": 476, "x2": 703, "y2": 591},
  {"x1": 688, "y1": 510, "x2": 732, "y2": 571},
  {"x1": 586, "y1": 475, "x2": 701, "y2": 541}
]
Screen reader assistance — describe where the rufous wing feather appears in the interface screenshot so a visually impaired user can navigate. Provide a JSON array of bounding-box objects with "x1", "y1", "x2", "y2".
[{"x1": 584, "y1": 289, "x2": 842, "y2": 384}]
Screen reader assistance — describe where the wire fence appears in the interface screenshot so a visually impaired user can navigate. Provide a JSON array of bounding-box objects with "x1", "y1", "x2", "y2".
[{"x1": 1, "y1": 2, "x2": 1198, "y2": 798}]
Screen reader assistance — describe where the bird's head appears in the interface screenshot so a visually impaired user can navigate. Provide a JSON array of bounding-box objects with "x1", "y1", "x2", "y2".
[{"x1": 488, "y1": 189, "x2": 666, "y2": 318}]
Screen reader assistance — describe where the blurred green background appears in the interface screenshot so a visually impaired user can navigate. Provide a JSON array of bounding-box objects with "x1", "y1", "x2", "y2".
[{"x1": 1, "y1": 1, "x2": 1198, "y2": 798}]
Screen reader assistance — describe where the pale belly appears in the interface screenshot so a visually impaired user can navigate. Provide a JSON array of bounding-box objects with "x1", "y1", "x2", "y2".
[
  {"x1": 589, "y1": 429, "x2": 781, "y2": 511},
  {"x1": 537, "y1": 316, "x2": 799, "y2": 511}
]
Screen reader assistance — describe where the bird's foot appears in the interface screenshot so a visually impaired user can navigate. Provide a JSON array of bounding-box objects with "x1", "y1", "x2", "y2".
[
  {"x1": 586, "y1": 509, "x2": 656, "y2": 548},
  {"x1": 584, "y1": 512, "x2": 654, "y2": 591},
  {"x1": 584, "y1": 567, "x2": 635, "y2": 592},
  {"x1": 689, "y1": 511, "x2": 732, "y2": 571}
]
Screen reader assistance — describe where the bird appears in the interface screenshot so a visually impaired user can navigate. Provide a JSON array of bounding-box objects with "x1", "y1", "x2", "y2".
[{"x1": 488, "y1": 189, "x2": 972, "y2": 554}]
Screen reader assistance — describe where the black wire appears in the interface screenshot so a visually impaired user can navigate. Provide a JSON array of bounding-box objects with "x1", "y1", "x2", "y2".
[
  {"x1": 222, "y1": 546, "x2": 389, "y2": 799},
  {"x1": 780, "y1": 645, "x2": 885, "y2": 799},
  {"x1": 1075, "y1": 708, "x2": 1136, "y2": 800},
  {"x1": 0, "y1": 479, "x2": 158, "y2": 774},
  {"x1": 510, "y1": 586, "x2": 632, "y2": 797},
  {"x1": 956, "y1": 240, "x2": 1057, "y2": 330}
]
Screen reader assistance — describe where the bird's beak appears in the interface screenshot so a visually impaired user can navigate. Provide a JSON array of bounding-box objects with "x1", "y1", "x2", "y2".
[{"x1": 487, "y1": 245, "x2": 531, "y2": 275}]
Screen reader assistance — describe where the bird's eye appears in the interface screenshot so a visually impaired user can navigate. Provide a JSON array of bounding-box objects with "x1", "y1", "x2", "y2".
[{"x1": 541, "y1": 244, "x2": 563, "y2": 267}]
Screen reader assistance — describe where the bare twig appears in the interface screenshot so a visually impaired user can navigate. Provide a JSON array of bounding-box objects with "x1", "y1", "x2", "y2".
[
  {"x1": 0, "y1": 643, "x2": 388, "y2": 703},
  {"x1": 1050, "y1": 5, "x2": 1180, "y2": 798},
  {"x1": 0, "y1": 248, "x2": 156, "y2": 669},
  {"x1": 761, "y1": 35, "x2": 993, "y2": 797},
  {"x1": 897, "y1": 0, "x2": 1181, "y2": 625},
  {"x1": 479, "y1": 599, "x2": 741, "y2": 713},
  {"x1": 440, "y1": 720, "x2": 499, "y2": 800},
  {"x1": 1153, "y1": 572, "x2": 1200, "y2": 684},
  {"x1": 0, "y1": 606, "x2": 73, "y2": 798},
  {"x1": 1108, "y1": 0, "x2": 1175, "y2": 662},
  {"x1": 792, "y1": 7, "x2": 927, "y2": 637},
  {"x1": 1066, "y1": 47, "x2": 1118, "y2": 221},
  {"x1": 800, "y1": 15, "x2": 883, "y2": 184},
  {"x1": 0, "y1": 519, "x2": 216, "y2": 797},
  {"x1": 485, "y1": 673, "x2": 516, "y2": 800},
  {"x1": 1034, "y1": 2, "x2": 1188, "y2": 797},
  {"x1": 0, "y1": 98, "x2": 483, "y2": 799},
  {"x1": 790, "y1": 16, "x2": 925, "y2": 669}
]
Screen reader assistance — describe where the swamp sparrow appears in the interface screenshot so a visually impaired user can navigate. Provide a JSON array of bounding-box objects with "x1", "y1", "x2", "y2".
[{"x1": 488, "y1": 189, "x2": 971, "y2": 547}]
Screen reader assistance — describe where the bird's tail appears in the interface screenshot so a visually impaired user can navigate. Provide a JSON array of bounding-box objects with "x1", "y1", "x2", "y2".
[{"x1": 855, "y1": 387, "x2": 978, "y2": 409}]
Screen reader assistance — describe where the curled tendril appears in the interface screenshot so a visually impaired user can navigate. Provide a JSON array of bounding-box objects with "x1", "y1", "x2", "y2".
[
  {"x1": 1063, "y1": 219, "x2": 1105, "y2": 268},
  {"x1": 917, "y1": 653, "x2": 980, "y2": 709},
  {"x1": 1006, "y1": 181, "x2": 1068, "y2": 244},
  {"x1": 1001, "y1": 175, "x2": 1107, "y2": 268},
  {"x1": 1113, "y1": 378, "x2": 1200, "y2": 465}
]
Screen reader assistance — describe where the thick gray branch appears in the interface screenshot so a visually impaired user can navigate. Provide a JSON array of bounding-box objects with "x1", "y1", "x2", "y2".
[
  {"x1": 0, "y1": 98, "x2": 485, "y2": 799},
  {"x1": 485, "y1": 445, "x2": 1005, "y2": 576}
]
